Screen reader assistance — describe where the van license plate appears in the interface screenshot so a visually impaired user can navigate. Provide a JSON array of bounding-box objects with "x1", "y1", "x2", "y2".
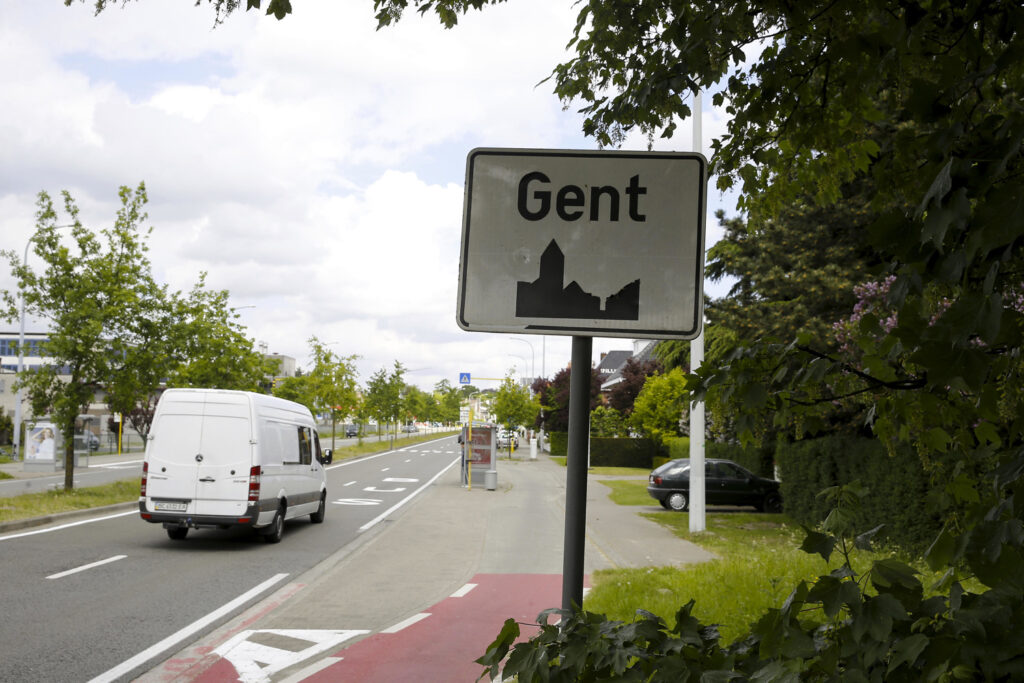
[{"x1": 154, "y1": 501, "x2": 187, "y2": 512}]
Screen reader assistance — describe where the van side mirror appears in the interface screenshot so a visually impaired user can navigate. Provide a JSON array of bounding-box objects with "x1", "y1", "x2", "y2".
[{"x1": 319, "y1": 448, "x2": 333, "y2": 465}]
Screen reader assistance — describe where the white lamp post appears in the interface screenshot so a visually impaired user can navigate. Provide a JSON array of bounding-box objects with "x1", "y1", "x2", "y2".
[{"x1": 509, "y1": 337, "x2": 536, "y2": 382}]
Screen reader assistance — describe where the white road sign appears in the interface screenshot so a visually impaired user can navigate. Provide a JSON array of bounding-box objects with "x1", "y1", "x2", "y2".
[{"x1": 457, "y1": 148, "x2": 707, "y2": 339}]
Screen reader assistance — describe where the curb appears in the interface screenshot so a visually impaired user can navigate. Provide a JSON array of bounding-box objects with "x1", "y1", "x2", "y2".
[{"x1": 0, "y1": 501, "x2": 138, "y2": 534}]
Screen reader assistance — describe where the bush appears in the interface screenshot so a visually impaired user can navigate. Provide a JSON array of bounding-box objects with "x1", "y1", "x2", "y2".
[
  {"x1": 589, "y1": 438, "x2": 663, "y2": 468},
  {"x1": 776, "y1": 436, "x2": 942, "y2": 553},
  {"x1": 547, "y1": 431, "x2": 568, "y2": 456},
  {"x1": 663, "y1": 437, "x2": 774, "y2": 479}
]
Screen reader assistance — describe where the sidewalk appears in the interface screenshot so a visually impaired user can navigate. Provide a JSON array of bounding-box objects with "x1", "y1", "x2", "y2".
[{"x1": 140, "y1": 451, "x2": 715, "y2": 682}]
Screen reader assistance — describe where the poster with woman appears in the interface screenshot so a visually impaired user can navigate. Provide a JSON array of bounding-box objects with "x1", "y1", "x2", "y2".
[{"x1": 25, "y1": 423, "x2": 58, "y2": 461}]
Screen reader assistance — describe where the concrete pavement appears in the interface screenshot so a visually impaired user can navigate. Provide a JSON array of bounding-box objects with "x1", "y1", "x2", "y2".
[{"x1": 137, "y1": 449, "x2": 715, "y2": 682}]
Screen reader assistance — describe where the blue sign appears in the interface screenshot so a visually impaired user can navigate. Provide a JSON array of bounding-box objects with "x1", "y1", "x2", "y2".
[{"x1": 459, "y1": 373, "x2": 471, "y2": 384}]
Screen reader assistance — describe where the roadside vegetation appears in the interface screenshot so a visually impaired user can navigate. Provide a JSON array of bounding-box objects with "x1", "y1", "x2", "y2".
[{"x1": 584, "y1": 478, "x2": 985, "y2": 646}]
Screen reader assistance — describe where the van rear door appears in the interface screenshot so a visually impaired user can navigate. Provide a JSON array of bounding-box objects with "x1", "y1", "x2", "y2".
[
  {"x1": 147, "y1": 411, "x2": 204, "y2": 513},
  {"x1": 193, "y1": 398, "x2": 253, "y2": 518}
]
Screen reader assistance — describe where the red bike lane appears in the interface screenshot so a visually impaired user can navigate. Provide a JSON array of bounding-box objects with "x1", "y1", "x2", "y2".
[{"x1": 195, "y1": 573, "x2": 583, "y2": 682}]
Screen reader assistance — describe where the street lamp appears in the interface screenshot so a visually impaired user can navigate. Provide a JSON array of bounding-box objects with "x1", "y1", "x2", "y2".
[
  {"x1": 509, "y1": 337, "x2": 535, "y2": 381},
  {"x1": 13, "y1": 224, "x2": 75, "y2": 460}
]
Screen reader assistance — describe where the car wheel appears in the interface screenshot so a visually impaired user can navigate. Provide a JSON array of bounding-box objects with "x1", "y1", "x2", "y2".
[
  {"x1": 666, "y1": 492, "x2": 688, "y2": 511},
  {"x1": 658, "y1": 499, "x2": 671, "y2": 510},
  {"x1": 166, "y1": 526, "x2": 188, "y2": 541},
  {"x1": 310, "y1": 492, "x2": 326, "y2": 524},
  {"x1": 763, "y1": 492, "x2": 783, "y2": 514},
  {"x1": 262, "y1": 506, "x2": 285, "y2": 544}
]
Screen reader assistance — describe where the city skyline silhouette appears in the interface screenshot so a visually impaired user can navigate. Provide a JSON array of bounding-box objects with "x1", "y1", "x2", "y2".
[{"x1": 515, "y1": 239, "x2": 640, "y2": 320}]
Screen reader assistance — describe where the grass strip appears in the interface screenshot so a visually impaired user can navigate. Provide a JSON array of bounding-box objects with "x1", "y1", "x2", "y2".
[
  {"x1": 583, "y1": 479, "x2": 962, "y2": 645},
  {"x1": 0, "y1": 480, "x2": 139, "y2": 523}
]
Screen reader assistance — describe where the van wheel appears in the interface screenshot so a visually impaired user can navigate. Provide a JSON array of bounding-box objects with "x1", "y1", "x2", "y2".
[
  {"x1": 310, "y1": 493, "x2": 326, "y2": 524},
  {"x1": 262, "y1": 506, "x2": 285, "y2": 544},
  {"x1": 167, "y1": 527, "x2": 188, "y2": 541}
]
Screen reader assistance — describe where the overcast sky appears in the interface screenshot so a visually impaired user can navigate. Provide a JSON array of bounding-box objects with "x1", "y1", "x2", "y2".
[{"x1": 1, "y1": 0, "x2": 738, "y2": 393}]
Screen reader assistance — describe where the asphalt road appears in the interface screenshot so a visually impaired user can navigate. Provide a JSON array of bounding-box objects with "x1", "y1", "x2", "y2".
[{"x1": 0, "y1": 435, "x2": 461, "y2": 683}]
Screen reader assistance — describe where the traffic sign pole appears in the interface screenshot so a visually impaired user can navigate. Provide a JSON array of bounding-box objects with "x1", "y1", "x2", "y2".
[{"x1": 561, "y1": 335, "x2": 592, "y2": 612}]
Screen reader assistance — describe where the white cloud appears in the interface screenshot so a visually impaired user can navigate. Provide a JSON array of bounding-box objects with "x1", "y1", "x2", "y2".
[{"x1": 1, "y1": 0, "x2": 735, "y2": 392}]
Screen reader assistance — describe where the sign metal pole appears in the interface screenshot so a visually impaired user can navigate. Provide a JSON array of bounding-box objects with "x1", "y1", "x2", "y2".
[{"x1": 561, "y1": 335, "x2": 592, "y2": 612}]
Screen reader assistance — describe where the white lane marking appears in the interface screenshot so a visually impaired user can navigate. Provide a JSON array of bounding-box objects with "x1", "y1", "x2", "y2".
[
  {"x1": 0, "y1": 510, "x2": 136, "y2": 541},
  {"x1": 278, "y1": 656, "x2": 343, "y2": 683},
  {"x1": 450, "y1": 583, "x2": 477, "y2": 598},
  {"x1": 384, "y1": 478, "x2": 419, "y2": 483},
  {"x1": 381, "y1": 613, "x2": 431, "y2": 634},
  {"x1": 94, "y1": 459, "x2": 143, "y2": 469},
  {"x1": 343, "y1": 481, "x2": 356, "y2": 487},
  {"x1": 47, "y1": 554, "x2": 126, "y2": 580},
  {"x1": 358, "y1": 456, "x2": 461, "y2": 533},
  {"x1": 214, "y1": 629, "x2": 367, "y2": 683},
  {"x1": 332, "y1": 498, "x2": 382, "y2": 506},
  {"x1": 405, "y1": 459, "x2": 412, "y2": 463},
  {"x1": 381, "y1": 467, "x2": 390, "y2": 472},
  {"x1": 363, "y1": 486, "x2": 407, "y2": 493},
  {"x1": 324, "y1": 434, "x2": 456, "y2": 470},
  {"x1": 88, "y1": 573, "x2": 289, "y2": 683}
]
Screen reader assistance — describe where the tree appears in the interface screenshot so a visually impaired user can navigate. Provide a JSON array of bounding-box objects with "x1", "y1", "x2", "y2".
[
  {"x1": 628, "y1": 369, "x2": 690, "y2": 445},
  {"x1": 1, "y1": 184, "x2": 159, "y2": 489},
  {"x1": 534, "y1": 366, "x2": 600, "y2": 433},
  {"x1": 491, "y1": 375, "x2": 540, "y2": 456},
  {"x1": 434, "y1": 379, "x2": 462, "y2": 425},
  {"x1": 305, "y1": 336, "x2": 359, "y2": 449},
  {"x1": 364, "y1": 361, "x2": 405, "y2": 448},
  {"x1": 606, "y1": 357, "x2": 662, "y2": 418},
  {"x1": 589, "y1": 405, "x2": 626, "y2": 438}
]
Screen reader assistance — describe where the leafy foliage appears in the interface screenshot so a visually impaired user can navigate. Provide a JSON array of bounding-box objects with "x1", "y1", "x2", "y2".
[
  {"x1": 534, "y1": 366, "x2": 600, "y2": 432},
  {"x1": 606, "y1": 356, "x2": 662, "y2": 418},
  {"x1": 492, "y1": 374, "x2": 539, "y2": 446},
  {"x1": 628, "y1": 368, "x2": 690, "y2": 445}
]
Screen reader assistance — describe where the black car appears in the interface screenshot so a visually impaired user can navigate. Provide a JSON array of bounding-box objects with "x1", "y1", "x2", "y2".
[
  {"x1": 344, "y1": 425, "x2": 358, "y2": 438},
  {"x1": 647, "y1": 458, "x2": 782, "y2": 513}
]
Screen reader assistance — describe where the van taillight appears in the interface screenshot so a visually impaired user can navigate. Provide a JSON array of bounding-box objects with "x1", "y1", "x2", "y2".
[
  {"x1": 248, "y1": 466, "x2": 261, "y2": 502},
  {"x1": 140, "y1": 462, "x2": 148, "y2": 497}
]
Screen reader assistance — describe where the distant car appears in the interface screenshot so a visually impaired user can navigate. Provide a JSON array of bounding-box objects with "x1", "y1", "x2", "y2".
[
  {"x1": 345, "y1": 425, "x2": 358, "y2": 437},
  {"x1": 86, "y1": 433, "x2": 99, "y2": 451},
  {"x1": 647, "y1": 458, "x2": 782, "y2": 513},
  {"x1": 401, "y1": 424, "x2": 419, "y2": 433},
  {"x1": 496, "y1": 430, "x2": 519, "y2": 449}
]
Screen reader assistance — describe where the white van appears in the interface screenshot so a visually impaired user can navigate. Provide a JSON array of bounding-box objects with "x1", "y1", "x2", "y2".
[{"x1": 139, "y1": 388, "x2": 332, "y2": 543}]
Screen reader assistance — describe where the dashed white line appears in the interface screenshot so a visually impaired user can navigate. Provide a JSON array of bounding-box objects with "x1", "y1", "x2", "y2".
[
  {"x1": 381, "y1": 613, "x2": 431, "y2": 633},
  {"x1": 450, "y1": 583, "x2": 477, "y2": 598},
  {"x1": 343, "y1": 481, "x2": 356, "y2": 487},
  {"x1": 47, "y1": 555, "x2": 127, "y2": 580}
]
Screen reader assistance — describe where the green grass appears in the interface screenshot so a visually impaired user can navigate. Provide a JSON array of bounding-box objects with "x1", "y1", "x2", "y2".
[
  {"x1": 0, "y1": 480, "x2": 139, "y2": 523},
  {"x1": 583, "y1": 479, "x2": 963, "y2": 645}
]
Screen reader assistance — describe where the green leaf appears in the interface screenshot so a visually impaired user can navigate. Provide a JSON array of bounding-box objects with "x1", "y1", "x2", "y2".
[
  {"x1": 800, "y1": 528, "x2": 836, "y2": 562},
  {"x1": 887, "y1": 633, "x2": 929, "y2": 675}
]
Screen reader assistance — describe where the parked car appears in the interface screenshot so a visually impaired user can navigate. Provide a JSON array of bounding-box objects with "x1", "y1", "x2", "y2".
[
  {"x1": 496, "y1": 430, "x2": 519, "y2": 449},
  {"x1": 401, "y1": 423, "x2": 419, "y2": 433},
  {"x1": 86, "y1": 433, "x2": 99, "y2": 451},
  {"x1": 647, "y1": 458, "x2": 782, "y2": 513},
  {"x1": 344, "y1": 425, "x2": 358, "y2": 437}
]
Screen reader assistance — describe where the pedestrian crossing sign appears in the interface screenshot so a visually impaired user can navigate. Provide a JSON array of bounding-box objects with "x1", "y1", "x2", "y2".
[{"x1": 459, "y1": 373, "x2": 471, "y2": 384}]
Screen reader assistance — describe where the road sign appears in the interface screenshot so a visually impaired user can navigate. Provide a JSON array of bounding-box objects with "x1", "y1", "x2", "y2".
[
  {"x1": 459, "y1": 372, "x2": 471, "y2": 384},
  {"x1": 457, "y1": 148, "x2": 707, "y2": 340}
]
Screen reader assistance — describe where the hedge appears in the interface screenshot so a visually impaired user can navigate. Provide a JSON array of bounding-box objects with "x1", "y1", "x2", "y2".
[
  {"x1": 776, "y1": 436, "x2": 942, "y2": 553},
  {"x1": 663, "y1": 437, "x2": 774, "y2": 478},
  {"x1": 546, "y1": 432, "x2": 662, "y2": 468}
]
